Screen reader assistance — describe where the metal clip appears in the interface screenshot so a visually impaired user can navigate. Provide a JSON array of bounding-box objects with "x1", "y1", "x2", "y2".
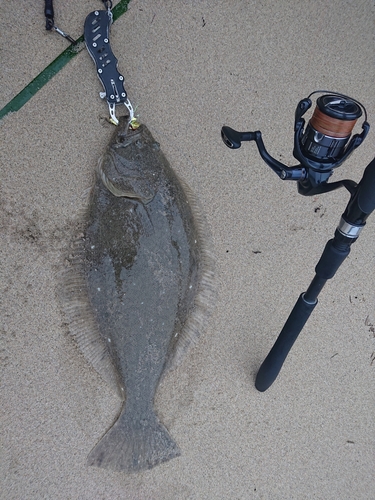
[{"x1": 53, "y1": 26, "x2": 76, "y2": 44}]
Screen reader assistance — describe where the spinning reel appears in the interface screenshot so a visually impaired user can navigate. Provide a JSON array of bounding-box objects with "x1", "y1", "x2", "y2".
[
  {"x1": 221, "y1": 91, "x2": 375, "y2": 392},
  {"x1": 221, "y1": 91, "x2": 369, "y2": 196}
]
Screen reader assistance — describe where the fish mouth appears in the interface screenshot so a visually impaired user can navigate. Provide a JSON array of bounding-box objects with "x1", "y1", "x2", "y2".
[{"x1": 114, "y1": 120, "x2": 143, "y2": 148}]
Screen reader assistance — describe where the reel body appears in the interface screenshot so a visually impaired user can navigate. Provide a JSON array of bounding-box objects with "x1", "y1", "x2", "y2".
[{"x1": 221, "y1": 91, "x2": 369, "y2": 196}]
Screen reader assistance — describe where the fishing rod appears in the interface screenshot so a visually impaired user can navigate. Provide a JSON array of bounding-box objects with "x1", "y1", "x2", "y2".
[{"x1": 221, "y1": 91, "x2": 375, "y2": 391}]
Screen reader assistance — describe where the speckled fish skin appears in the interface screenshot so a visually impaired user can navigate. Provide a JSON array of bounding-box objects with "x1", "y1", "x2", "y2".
[{"x1": 61, "y1": 118, "x2": 215, "y2": 472}]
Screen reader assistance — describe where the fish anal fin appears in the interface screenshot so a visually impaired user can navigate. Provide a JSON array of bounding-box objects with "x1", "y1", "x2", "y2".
[{"x1": 58, "y1": 240, "x2": 124, "y2": 400}]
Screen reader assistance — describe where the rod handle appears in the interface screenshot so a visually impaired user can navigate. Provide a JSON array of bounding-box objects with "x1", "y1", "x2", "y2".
[{"x1": 255, "y1": 294, "x2": 317, "y2": 392}]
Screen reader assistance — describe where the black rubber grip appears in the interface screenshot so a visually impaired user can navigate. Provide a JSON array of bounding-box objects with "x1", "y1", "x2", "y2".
[
  {"x1": 255, "y1": 293, "x2": 317, "y2": 392},
  {"x1": 315, "y1": 239, "x2": 350, "y2": 279},
  {"x1": 84, "y1": 10, "x2": 127, "y2": 104}
]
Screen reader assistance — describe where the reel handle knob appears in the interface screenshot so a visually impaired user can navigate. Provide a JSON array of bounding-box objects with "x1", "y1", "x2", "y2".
[{"x1": 221, "y1": 126, "x2": 256, "y2": 149}]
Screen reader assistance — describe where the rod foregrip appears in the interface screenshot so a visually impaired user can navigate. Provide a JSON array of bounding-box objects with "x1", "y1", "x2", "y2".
[
  {"x1": 314, "y1": 239, "x2": 350, "y2": 280},
  {"x1": 255, "y1": 294, "x2": 317, "y2": 392}
]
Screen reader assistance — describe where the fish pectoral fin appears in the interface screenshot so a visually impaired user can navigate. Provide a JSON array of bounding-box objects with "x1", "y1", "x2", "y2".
[{"x1": 87, "y1": 406, "x2": 180, "y2": 472}]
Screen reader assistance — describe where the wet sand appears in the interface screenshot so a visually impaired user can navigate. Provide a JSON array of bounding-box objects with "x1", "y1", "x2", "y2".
[{"x1": 1, "y1": 1, "x2": 375, "y2": 498}]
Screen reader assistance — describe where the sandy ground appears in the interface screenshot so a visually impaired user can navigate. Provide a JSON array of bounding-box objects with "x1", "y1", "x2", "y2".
[{"x1": 1, "y1": 1, "x2": 375, "y2": 498}]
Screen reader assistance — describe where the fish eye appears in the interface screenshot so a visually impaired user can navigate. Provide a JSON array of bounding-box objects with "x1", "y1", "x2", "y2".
[{"x1": 117, "y1": 135, "x2": 126, "y2": 144}]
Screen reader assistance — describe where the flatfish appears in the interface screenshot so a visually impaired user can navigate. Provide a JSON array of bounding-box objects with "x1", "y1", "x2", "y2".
[{"x1": 60, "y1": 118, "x2": 215, "y2": 472}]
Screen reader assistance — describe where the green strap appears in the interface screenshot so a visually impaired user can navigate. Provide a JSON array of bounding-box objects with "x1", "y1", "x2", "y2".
[{"x1": 0, "y1": 0, "x2": 131, "y2": 121}]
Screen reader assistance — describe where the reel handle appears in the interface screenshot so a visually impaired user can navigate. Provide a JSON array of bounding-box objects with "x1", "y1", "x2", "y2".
[{"x1": 221, "y1": 126, "x2": 256, "y2": 149}]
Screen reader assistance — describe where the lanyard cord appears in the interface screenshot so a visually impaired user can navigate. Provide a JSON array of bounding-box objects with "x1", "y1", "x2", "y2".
[
  {"x1": 44, "y1": 1, "x2": 113, "y2": 44},
  {"x1": 44, "y1": 0, "x2": 55, "y2": 30}
]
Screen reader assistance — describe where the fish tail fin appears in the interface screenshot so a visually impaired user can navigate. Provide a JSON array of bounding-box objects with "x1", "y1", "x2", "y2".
[{"x1": 87, "y1": 405, "x2": 180, "y2": 472}]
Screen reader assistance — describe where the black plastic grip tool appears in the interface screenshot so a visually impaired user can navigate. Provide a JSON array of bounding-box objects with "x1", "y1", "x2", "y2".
[{"x1": 84, "y1": 10, "x2": 133, "y2": 125}]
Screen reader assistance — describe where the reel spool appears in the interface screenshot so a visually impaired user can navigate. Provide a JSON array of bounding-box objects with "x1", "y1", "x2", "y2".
[
  {"x1": 293, "y1": 91, "x2": 369, "y2": 171},
  {"x1": 300, "y1": 95, "x2": 362, "y2": 162}
]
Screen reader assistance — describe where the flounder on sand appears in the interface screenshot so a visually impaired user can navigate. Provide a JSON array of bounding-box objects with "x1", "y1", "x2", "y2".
[{"x1": 60, "y1": 117, "x2": 215, "y2": 472}]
